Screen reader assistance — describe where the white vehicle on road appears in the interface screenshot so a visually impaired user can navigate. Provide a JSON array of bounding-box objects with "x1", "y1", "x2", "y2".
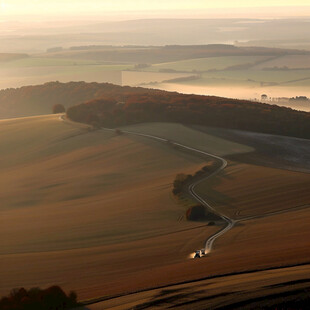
[{"x1": 194, "y1": 249, "x2": 206, "y2": 258}]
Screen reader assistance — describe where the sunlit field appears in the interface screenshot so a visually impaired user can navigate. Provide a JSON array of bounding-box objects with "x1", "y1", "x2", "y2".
[
  {"x1": 1, "y1": 4, "x2": 310, "y2": 308},
  {"x1": 0, "y1": 115, "x2": 221, "y2": 299},
  {"x1": 141, "y1": 56, "x2": 271, "y2": 72}
]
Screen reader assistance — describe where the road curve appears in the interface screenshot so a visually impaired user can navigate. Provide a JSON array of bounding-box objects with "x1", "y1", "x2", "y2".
[
  {"x1": 59, "y1": 115, "x2": 234, "y2": 255},
  {"x1": 104, "y1": 128, "x2": 234, "y2": 254}
]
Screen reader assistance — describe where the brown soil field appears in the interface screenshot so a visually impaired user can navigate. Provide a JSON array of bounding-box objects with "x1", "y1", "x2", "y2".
[
  {"x1": 88, "y1": 206, "x2": 310, "y2": 309},
  {"x1": 195, "y1": 162, "x2": 310, "y2": 218},
  {"x1": 88, "y1": 263, "x2": 310, "y2": 309},
  {"x1": 121, "y1": 123, "x2": 310, "y2": 218},
  {"x1": 2, "y1": 118, "x2": 310, "y2": 306},
  {"x1": 77, "y1": 122, "x2": 310, "y2": 308},
  {"x1": 0, "y1": 115, "x2": 218, "y2": 300}
]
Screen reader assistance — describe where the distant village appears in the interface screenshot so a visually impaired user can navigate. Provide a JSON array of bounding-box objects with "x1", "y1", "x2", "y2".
[{"x1": 260, "y1": 94, "x2": 310, "y2": 104}]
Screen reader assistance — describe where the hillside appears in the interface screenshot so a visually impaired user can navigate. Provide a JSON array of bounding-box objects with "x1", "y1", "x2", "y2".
[
  {"x1": 2, "y1": 82, "x2": 309, "y2": 141},
  {"x1": 0, "y1": 81, "x2": 182, "y2": 119},
  {"x1": 1, "y1": 115, "x2": 309, "y2": 305},
  {"x1": 84, "y1": 122, "x2": 310, "y2": 308},
  {"x1": 0, "y1": 114, "x2": 215, "y2": 300},
  {"x1": 1, "y1": 81, "x2": 307, "y2": 138},
  {"x1": 66, "y1": 83, "x2": 310, "y2": 139}
]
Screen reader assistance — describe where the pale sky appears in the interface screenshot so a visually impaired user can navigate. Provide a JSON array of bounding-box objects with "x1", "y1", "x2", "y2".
[
  {"x1": 0, "y1": 0, "x2": 310, "y2": 22},
  {"x1": 1, "y1": 0, "x2": 310, "y2": 15}
]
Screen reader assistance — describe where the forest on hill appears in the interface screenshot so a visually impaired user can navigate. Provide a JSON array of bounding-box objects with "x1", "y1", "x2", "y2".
[
  {"x1": 0, "y1": 81, "x2": 177, "y2": 118},
  {"x1": 0, "y1": 81, "x2": 309, "y2": 139},
  {"x1": 66, "y1": 84, "x2": 310, "y2": 139},
  {"x1": 0, "y1": 81, "x2": 134, "y2": 118}
]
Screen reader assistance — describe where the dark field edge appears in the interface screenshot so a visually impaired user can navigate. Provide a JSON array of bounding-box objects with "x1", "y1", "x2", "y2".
[
  {"x1": 80, "y1": 261, "x2": 310, "y2": 306},
  {"x1": 188, "y1": 124, "x2": 310, "y2": 173},
  {"x1": 217, "y1": 280, "x2": 310, "y2": 310}
]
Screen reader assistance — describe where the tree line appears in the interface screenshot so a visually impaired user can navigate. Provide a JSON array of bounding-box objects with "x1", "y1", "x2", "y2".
[
  {"x1": 0, "y1": 286, "x2": 79, "y2": 310},
  {"x1": 1, "y1": 81, "x2": 309, "y2": 139},
  {"x1": 66, "y1": 84, "x2": 310, "y2": 139}
]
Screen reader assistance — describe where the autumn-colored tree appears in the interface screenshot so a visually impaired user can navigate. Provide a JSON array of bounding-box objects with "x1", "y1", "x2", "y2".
[
  {"x1": 66, "y1": 85, "x2": 310, "y2": 140},
  {"x1": 0, "y1": 286, "x2": 79, "y2": 310}
]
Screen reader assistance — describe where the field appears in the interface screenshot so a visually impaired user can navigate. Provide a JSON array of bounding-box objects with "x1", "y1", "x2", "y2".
[
  {"x1": 120, "y1": 123, "x2": 254, "y2": 157},
  {"x1": 0, "y1": 67, "x2": 123, "y2": 91},
  {"x1": 202, "y1": 69, "x2": 310, "y2": 85},
  {"x1": 0, "y1": 57, "x2": 100, "y2": 67},
  {"x1": 142, "y1": 56, "x2": 271, "y2": 72},
  {"x1": 136, "y1": 53, "x2": 310, "y2": 106},
  {"x1": 83, "y1": 122, "x2": 310, "y2": 308},
  {"x1": 1, "y1": 117, "x2": 310, "y2": 306},
  {"x1": 89, "y1": 204, "x2": 310, "y2": 309},
  {"x1": 0, "y1": 55, "x2": 195, "y2": 90},
  {"x1": 159, "y1": 69, "x2": 310, "y2": 87},
  {"x1": 252, "y1": 55, "x2": 310, "y2": 70},
  {"x1": 121, "y1": 124, "x2": 310, "y2": 220},
  {"x1": 0, "y1": 115, "x2": 219, "y2": 299},
  {"x1": 195, "y1": 163, "x2": 310, "y2": 218},
  {"x1": 90, "y1": 262, "x2": 310, "y2": 309},
  {"x1": 121, "y1": 71, "x2": 195, "y2": 86},
  {"x1": 0, "y1": 57, "x2": 135, "y2": 90},
  {"x1": 1, "y1": 48, "x2": 310, "y2": 110}
]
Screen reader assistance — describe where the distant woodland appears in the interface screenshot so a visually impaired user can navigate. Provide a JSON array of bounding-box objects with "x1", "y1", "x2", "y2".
[
  {"x1": 48, "y1": 44, "x2": 310, "y2": 64},
  {"x1": 0, "y1": 81, "x2": 309, "y2": 139},
  {"x1": 66, "y1": 83, "x2": 310, "y2": 139}
]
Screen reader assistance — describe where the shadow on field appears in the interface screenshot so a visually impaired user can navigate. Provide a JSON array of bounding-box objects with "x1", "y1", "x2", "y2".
[
  {"x1": 196, "y1": 169, "x2": 236, "y2": 211},
  {"x1": 193, "y1": 125, "x2": 310, "y2": 172}
]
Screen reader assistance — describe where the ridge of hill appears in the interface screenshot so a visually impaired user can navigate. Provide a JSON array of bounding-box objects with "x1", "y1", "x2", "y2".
[
  {"x1": 0, "y1": 81, "x2": 309, "y2": 139},
  {"x1": 66, "y1": 83, "x2": 310, "y2": 139}
]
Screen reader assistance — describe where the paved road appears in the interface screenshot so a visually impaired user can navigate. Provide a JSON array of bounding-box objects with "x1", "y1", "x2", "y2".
[
  {"x1": 103, "y1": 127, "x2": 234, "y2": 255},
  {"x1": 60, "y1": 116, "x2": 310, "y2": 256},
  {"x1": 60, "y1": 114, "x2": 235, "y2": 254}
]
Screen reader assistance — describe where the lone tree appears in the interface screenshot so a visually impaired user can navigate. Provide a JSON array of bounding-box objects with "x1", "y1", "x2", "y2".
[{"x1": 52, "y1": 104, "x2": 65, "y2": 114}]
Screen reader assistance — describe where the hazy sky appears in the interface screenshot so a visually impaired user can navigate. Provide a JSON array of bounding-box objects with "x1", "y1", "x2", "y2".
[{"x1": 1, "y1": 0, "x2": 310, "y2": 15}]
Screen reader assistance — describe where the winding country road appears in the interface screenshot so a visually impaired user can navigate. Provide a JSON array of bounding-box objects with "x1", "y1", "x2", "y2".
[
  {"x1": 102, "y1": 127, "x2": 235, "y2": 255},
  {"x1": 61, "y1": 115, "x2": 310, "y2": 256},
  {"x1": 58, "y1": 115, "x2": 310, "y2": 308},
  {"x1": 60, "y1": 114, "x2": 235, "y2": 254}
]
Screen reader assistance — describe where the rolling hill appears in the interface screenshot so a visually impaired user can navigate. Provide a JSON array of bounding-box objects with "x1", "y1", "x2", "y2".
[
  {"x1": 1, "y1": 114, "x2": 310, "y2": 305},
  {"x1": 0, "y1": 114, "x2": 216, "y2": 300}
]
